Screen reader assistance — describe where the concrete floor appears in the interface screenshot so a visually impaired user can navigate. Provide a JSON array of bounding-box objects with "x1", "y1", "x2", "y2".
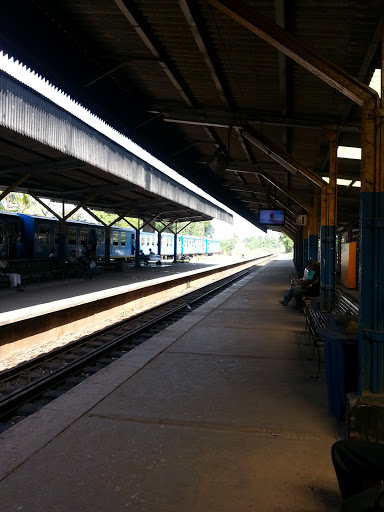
[{"x1": 0, "y1": 258, "x2": 344, "y2": 511}]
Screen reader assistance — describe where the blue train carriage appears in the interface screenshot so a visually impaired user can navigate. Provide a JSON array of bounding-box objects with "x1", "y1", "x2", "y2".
[
  {"x1": 0, "y1": 211, "x2": 22, "y2": 258},
  {"x1": 205, "y1": 238, "x2": 221, "y2": 256},
  {"x1": 110, "y1": 225, "x2": 135, "y2": 259},
  {"x1": 180, "y1": 234, "x2": 202, "y2": 256},
  {"x1": 140, "y1": 231, "x2": 179, "y2": 259},
  {"x1": 18, "y1": 214, "x2": 123, "y2": 261},
  {"x1": 160, "y1": 232, "x2": 175, "y2": 258},
  {"x1": 140, "y1": 231, "x2": 157, "y2": 255}
]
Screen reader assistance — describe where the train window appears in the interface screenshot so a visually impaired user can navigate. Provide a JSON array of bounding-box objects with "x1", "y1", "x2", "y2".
[
  {"x1": 80, "y1": 229, "x2": 88, "y2": 245},
  {"x1": 54, "y1": 229, "x2": 59, "y2": 245},
  {"x1": 97, "y1": 230, "x2": 102, "y2": 245},
  {"x1": 112, "y1": 231, "x2": 119, "y2": 246},
  {"x1": 38, "y1": 224, "x2": 50, "y2": 245},
  {"x1": 68, "y1": 229, "x2": 77, "y2": 245},
  {"x1": 121, "y1": 232, "x2": 126, "y2": 247},
  {"x1": 0, "y1": 221, "x2": 3, "y2": 245}
]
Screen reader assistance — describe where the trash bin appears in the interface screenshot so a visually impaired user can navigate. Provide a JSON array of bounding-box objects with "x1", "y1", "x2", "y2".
[{"x1": 317, "y1": 327, "x2": 358, "y2": 419}]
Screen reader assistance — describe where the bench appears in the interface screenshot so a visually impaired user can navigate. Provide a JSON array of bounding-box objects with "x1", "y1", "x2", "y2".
[
  {"x1": 303, "y1": 289, "x2": 359, "y2": 378},
  {"x1": 10, "y1": 259, "x2": 65, "y2": 284}
]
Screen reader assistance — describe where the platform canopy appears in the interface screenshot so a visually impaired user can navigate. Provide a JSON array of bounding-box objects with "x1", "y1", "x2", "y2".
[
  {"x1": 0, "y1": 71, "x2": 232, "y2": 226},
  {"x1": 0, "y1": 0, "x2": 382, "y2": 235}
]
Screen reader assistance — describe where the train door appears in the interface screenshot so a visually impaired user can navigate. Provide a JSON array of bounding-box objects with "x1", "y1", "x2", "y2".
[
  {"x1": 120, "y1": 231, "x2": 127, "y2": 257},
  {"x1": 96, "y1": 229, "x2": 104, "y2": 259},
  {"x1": 67, "y1": 227, "x2": 77, "y2": 259},
  {"x1": 176, "y1": 235, "x2": 184, "y2": 254},
  {"x1": 131, "y1": 233, "x2": 135, "y2": 255},
  {"x1": 89, "y1": 229, "x2": 97, "y2": 255},
  {"x1": 111, "y1": 230, "x2": 120, "y2": 258},
  {"x1": 36, "y1": 222, "x2": 50, "y2": 258},
  {"x1": 54, "y1": 227, "x2": 59, "y2": 256},
  {"x1": 6, "y1": 221, "x2": 20, "y2": 258}
]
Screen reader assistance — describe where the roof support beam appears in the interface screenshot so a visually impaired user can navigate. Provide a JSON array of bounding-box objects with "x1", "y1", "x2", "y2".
[
  {"x1": 63, "y1": 193, "x2": 98, "y2": 221},
  {"x1": 113, "y1": 0, "x2": 193, "y2": 106},
  {"x1": 258, "y1": 171, "x2": 312, "y2": 213},
  {"x1": 0, "y1": 159, "x2": 85, "y2": 176},
  {"x1": 274, "y1": 0, "x2": 288, "y2": 151},
  {"x1": 30, "y1": 194, "x2": 61, "y2": 220},
  {"x1": 179, "y1": 0, "x2": 231, "y2": 108},
  {"x1": 158, "y1": 107, "x2": 360, "y2": 132},
  {"x1": 242, "y1": 124, "x2": 325, "y2": 187},
  {"x1": 0, "y1": 174, "x2": 30, "y2": 202},
  {"x1": 206, "y1": 0, "x2": 377, "y2": 106}
]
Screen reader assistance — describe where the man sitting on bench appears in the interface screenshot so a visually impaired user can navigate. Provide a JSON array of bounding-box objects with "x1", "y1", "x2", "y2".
[
  {"x1": 292, "y1": 261, "x2": 320, "y2": 310},
  {"x1": 279, "y1": 260, "x2": 314, "y2": 307}
]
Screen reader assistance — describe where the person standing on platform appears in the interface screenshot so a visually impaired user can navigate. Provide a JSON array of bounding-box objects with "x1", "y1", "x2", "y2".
[{"x1": 15, "y1": 238, "x2": 24, "y2": 259}]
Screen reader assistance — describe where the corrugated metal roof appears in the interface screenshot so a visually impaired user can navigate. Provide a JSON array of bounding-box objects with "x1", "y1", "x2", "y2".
[{"x1": 0, "y1": 0, "x2": 382, "y2": 233}]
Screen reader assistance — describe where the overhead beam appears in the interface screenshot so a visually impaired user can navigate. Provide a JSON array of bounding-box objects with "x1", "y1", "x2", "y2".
[
  {"x1": 113, "y1": 0, "x2": 193, "y2": 106},
  {"x1": 157, "y1": 107, "x2": 360, "y2": 132},
  {"x1": 0, "y1": 174, "x2": 31, "y2": 202},
  {"x1": 178, "y1": 0, "x2": 231, "y2": 108},
  {"x1": 206, "y1": 0, "x2": 377, "y2": 106},
  {"x1": 0, "y1": 158, "x2": 85, "y2": 176},
  {"x1": 275, "y1": 0, "x2": 288, "y2": 151},
  {"x1": 243, "y1": 124, "x2": 325, "y2": 187}
]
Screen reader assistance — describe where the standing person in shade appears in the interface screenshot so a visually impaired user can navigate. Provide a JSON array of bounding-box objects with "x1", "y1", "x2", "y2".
[
  {"x1": 15, "y1": 238, "x2": 24, "y2": 259},
  {"x1": 0, "y1": 252, "x2": 24, "y2": 290},
  {"x1": 49, "y1": 248, "x2": 58, "y2": 270}
]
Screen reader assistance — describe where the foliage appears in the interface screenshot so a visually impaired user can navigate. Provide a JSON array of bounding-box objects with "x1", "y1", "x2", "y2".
[
  {"x1": 5, "y1": 193, "x2": 37, "y2": 214},
  {"x1": 279, "y1": 233, "x2": 293, "y2": 253},
  {"x1": 220, "y1": 233, "x2": 238, "y2": 255}
]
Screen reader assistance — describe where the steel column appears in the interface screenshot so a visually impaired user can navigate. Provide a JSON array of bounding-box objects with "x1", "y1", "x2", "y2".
[
  {"x1": 173, "y1": 231, "x2": 178, "y2": 263},
  {"x1": 359, "y1": 101, "x2": 384, "y2": 394},
  {"x1": 105, "y1": 226, "x2": 111, "y2": 263},
  {"x1": 59, "y1": 219, "x2": 66, "y2": 267},
  {"x1": 302, "y1": 227, "x2": 309, "y2": 272},
  {"x1": 308, "y1": 187, "x2": 319, "y2": 261},
  {"x1": 157, "y1": 231, "x2": 162, "y2": 256},
  {"x1": 320, "y1": 131, "x2": 338, "y2": 310}
]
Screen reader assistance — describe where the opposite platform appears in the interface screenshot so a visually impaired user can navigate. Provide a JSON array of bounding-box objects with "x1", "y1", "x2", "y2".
[{"x1": 0, "y1": 258, "x2": 344, "y2": 511}]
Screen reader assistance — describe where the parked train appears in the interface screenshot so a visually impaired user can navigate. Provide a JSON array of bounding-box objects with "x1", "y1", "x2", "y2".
[{"x1": 0, "y1": 211, "x2": 221, "y2": 260}]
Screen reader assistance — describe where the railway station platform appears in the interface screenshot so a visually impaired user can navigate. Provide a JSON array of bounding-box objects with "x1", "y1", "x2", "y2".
[
  {"x1": 0, "y1": 257, "x2": 344, "y2": 511},
  {"x1": 1, "y1": 257, "x2": 250, "y2": 368}
]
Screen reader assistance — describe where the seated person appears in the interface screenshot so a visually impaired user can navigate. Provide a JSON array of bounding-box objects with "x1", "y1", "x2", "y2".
[
  {"x1": 292, "y1": 261, "x2": 320, "y2": 309},
  {"x1": 69, "y1": 250, "x2": 91, "y2": 279},
  {"x1": 0, "y1": 252, "x2": 24, "y2": 290},
  {"x1": 89, "y1": 257, "x2": 101, "y2": 275},
  {"x1": 139, "y1": 249, "x2": 149, "y2": 265},
  {"x1": 77, "y1": 253, "x2": 92, "y2": 279},
  {"x1": 332, "y1": 439, "x2": 384, "y2": 511},
  {"x1": 280, "y1": 260, "x2": 315, "y2": 306}
]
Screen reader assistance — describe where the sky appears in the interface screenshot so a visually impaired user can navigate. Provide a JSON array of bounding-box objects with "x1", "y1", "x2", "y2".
[{"x1": 0, "y1": 54, "x2": 381, "y2": 242}]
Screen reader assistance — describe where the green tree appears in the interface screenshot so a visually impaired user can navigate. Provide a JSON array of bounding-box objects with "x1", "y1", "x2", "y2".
[
  {"x1": 279, "y1": 233, "x2": 293, "y2": 253},
  {"x1": 91, "y1": 211, "x2": 139, "y2": 228},
  {"x1": 7, "y1": 192, "x2": 37, "y2": 214}
]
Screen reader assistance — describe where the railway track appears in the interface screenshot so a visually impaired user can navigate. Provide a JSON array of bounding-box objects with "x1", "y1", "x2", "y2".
[{"x1": 0, "y1": 266, "x2": 253, "y2": 433}]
